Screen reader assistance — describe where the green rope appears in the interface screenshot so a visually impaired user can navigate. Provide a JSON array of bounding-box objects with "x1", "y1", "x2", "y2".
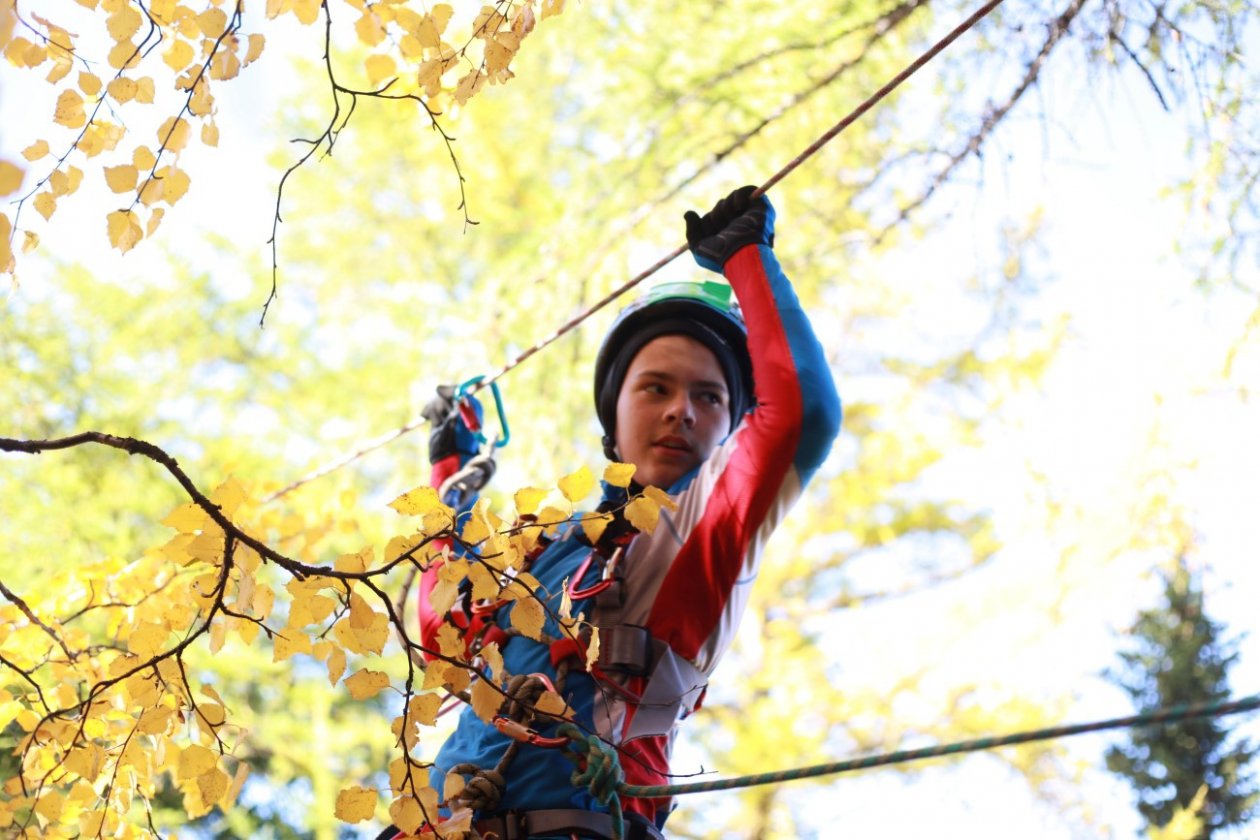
[
  {"x1": 557, "y1": 722, "x2": 626, "y2": 840},
  {"x1": 618, "y1": 694, "x2": 1260, "y2": 799}
]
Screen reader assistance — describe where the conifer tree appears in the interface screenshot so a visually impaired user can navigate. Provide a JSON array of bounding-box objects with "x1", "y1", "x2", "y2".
[{"x1": 1106, "y1": 557, "x2": 1258, "y2": 837}]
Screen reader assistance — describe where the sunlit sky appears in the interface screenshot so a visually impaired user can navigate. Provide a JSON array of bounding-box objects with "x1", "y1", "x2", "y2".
[{"x1": 3, "y1": 6, "x2": 1258, "y2": 839}]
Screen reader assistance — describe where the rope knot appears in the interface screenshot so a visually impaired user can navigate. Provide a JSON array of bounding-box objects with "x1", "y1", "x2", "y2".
[
  {"x1": 447, "y1": 763, "x2": 506, "y2": 813},
  {"x1": 557, "y1": 723, "x2": 625, "y2": 840},
  {"x1": 500, "y1": 673, "x2": 551, "y2": 725}
]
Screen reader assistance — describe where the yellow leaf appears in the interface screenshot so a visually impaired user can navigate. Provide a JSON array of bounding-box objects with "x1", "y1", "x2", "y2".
[
  {"x1": 509, "y1": 596, "x2": 545, "y2": 640},
  {"x1": 210, "y1": 48, "x2": 241, "y2": 81},
  {"x1": 484, "y1": 36, "x2": 514, "y2": 75},
  {"x1": 452, "y1": 69, "x2": 485, "y2": 106},
  {"x1": 106, "y1": 208, "x2": 143, "y2": 253},
  {"x1": 46, "y1": 53, "x2": 73, "y2": 83},
  {"x1": 22, "y1": 140, "x2": 49, "y2": 161},
  {"x1": 78, "y1": 71, "x2": 102, "y2": 96},
  {"x1": 244, "y1": 33, "x2": 265, "y2": 65},
  {"x1": 64, "y1": 743, "x2": 105, "y2": 782},
  {"x1": 107, "y1": 5, "x2": 142, "y2": 40},
  {"x1": 365, "y1": 53, "x2": 395, "y2": 86},
  {"x1": 481, "y1": 641, "x2": 504, "y2": 682},
  {"x1": 355, "y1": 12, "x2": 385, "y2": 45},
  {"x1": 178, "y1": 744, "x2": 217, "y2": 781},
  {"x1": 133, "y1": 145, "x2": 156, "y2": 170},
  {"x1": 558, "y1": 466, "x2": 595, "y2": 503},
  {"x1": 198, "y1": 702, "x2": 226, "y2": 727},
  {"x1": 53, "y1": 89, "x2": 86, "y2": 128},
  {"x1": 34, "y1": 789, "x2": 64, "y2": 822},
  {"x1": 435, "y1": 622, "x2": 465, "y2": 658},
  {"x1": 189, "y1": 79, "x2": 214, "y2": 116},
  {"x1": 104, "y1": 164, "x2": 138, "y2": 193},
  {"x1": 47, "y1": 165, "x2": 82, "y2": 198},
  {"x1": 334, "y1": 786, "x2": 378, "y2": 823},
  {"x1": 137, "y1": 705, "x2": 175, "y2": 735},
  {"x1": 513, "y1": 486, "x2": 548, "y2": 517},
  {"x1": 345, "y1": 668, "x2": 390, "y2": 700},
  {"x1": 389, "y1": 794, "x2": 425, "y2": 835},
  {"x1": 624, "y1": 496, "x2": 660, "y2": 533},
  {"x1": 158, "y1": 166, "x2": 190, "y2": 204},
  {"x1": 642, "y1": 484, "x2": 678, "y2": 510},
  {"x1": 108, "y1": 38, "x2": 139, "y2": 70},
  {"x1": 442, "y1": 771, "x2": 466, "y2": 803},
  {"x1": 541, "y1": 0, "x2": 564, "y2": 19},
  {"x1": 106, "y1": 76, "x2": 138, "y2": 103},
  {"x1": 469, "y1": 675, "x2": 501, "y2": 722},
  {"x1": 585, "y1": 625, "x2": 600, "y2": 671},
  {"x1": 162, "y1": 38, "x2": 193, "y2": 71},
  {"x1": 326, "y1": 646, "x2": 347, "y2": 685},
  {"x1": 22, "y1": 230, "x2": 38, "y2": 253},
  {"x1": 149, "y1": 0, "x2": 175, "y2": 22},
  {"x1": 210, "y1": 476, "x2": 247, "y2": 515},
  {"x1": 428, "y1": 576, "x2": 459, "y2": 616},
  {"x1": 579, "y1": 512, "x2": 613, "y2": 544},
  {"x1": 407, "y1": 692, "x2": 442, "y2": 727},
  {"x1": 33, "y1": 191, "x2": 56, "y2": 221},
  {"x1": 157, "y1": 116, "x2": 190, "y2": 152},
  {"x1": 432, "y1": 3, "x2": 454, "y2": 33},
  {"x1": 0, "y1": 161, "x2": 22, "y2": 196},
  {"x1": 273, "y1": 629, "x2": 311, "y2": 661},
  {"x1": 603, "y1": 462, "x2": 636, "y2": 488},
  {"x1": 128, "y1": 620, "x2": 169, "y2": 658},
  {"x1": 512, "y1": 1, "x2": 536, "y2": 36},
  {"x1": 389, "y1": 485, "x2": 447, "y2": 517},
  {"x1": 293, "y1": 0, "x2": 320, "y2": 25},
  {"x1": 162, "y1": 501, "x2": 207, "y2": 532},
  {"x1": 534, "y1": 690, "x2": 572, "y2": 719},
  {"x1": 197, "y1": 7, "x2": 227, "y2": 36},
  {"x1": 1, "y1": 224, "x2": 14, "y2": 273},
  {"x1": 135, "y1": 75, "x2": 155, "y2": 103},
  {"x1": 197, "y1": 766, "x2": 229, "y2": 805}
]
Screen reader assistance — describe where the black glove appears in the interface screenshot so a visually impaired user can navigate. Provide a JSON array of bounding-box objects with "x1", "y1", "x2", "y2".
[
  {"x1": 423, "y1": 385, "x2": 481, "y2": 464},
  {"x1": 684, "y1": 185, "x2": 776, "y2": 273}
]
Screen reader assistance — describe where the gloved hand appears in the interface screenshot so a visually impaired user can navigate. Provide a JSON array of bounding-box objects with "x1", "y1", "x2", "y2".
[
  {"x1": 684, "y1": 185, "x2": 776, "y2": 273},
  {"x1": 423, "y1": 385, "x2": 483, "y2": 465}
]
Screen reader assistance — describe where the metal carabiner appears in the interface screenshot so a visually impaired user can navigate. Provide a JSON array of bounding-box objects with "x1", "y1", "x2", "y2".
[
  {"x1": 456, "y1": 375, "x2": 511, "y2": 449},
  {"x1": 566, "y1": 545, "x2": 625, "y2": 600}
]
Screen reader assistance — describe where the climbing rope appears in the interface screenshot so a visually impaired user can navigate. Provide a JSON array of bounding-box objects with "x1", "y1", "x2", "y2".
[
  {"x1": 612, "y1": 693, "x2": 1260, "y2": 798},
  {"x1": 472, "y1": 0, "x2": 1005, "y2": 396},
  {"x1": 266, "y1": 0, "x2": 1006, "y2": 500},
  {"x1": 558, "y1": 722, "x2": 627, "y2": 840}
]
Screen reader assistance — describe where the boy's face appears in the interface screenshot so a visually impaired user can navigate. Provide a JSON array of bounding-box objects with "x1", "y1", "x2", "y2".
[{"x1": 614, "y1": 334, "x2": 732, "y2": 489}]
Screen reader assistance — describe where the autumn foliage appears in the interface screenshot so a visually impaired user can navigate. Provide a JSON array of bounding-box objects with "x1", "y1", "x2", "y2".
[
  {"x1": 0, "y1": 0, "x2": 561, "y2": 273},
  {"x1": 0, "y1": 427, "x2": 672, "y2": 837}
]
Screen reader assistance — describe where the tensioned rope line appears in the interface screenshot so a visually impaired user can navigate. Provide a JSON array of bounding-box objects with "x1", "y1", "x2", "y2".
[
  {"x1": 266, "y1": 0, "x2": 1005, "y2": 501},
  {"x1": 614, "y1": 693, "x2": 1260, "y2": 798}
]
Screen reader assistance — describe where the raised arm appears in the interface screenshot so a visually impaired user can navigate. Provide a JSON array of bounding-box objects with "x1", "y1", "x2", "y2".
[{"x1": 642, "y1": 188, "x2": 841, "y2": 671}]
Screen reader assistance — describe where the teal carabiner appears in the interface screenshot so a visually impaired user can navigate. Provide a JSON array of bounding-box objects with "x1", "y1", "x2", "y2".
[{"x1": 456, "y1": 376, "x2": 511, "y2": 449}]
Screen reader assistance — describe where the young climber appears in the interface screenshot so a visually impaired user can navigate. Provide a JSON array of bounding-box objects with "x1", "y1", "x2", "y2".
[{"x1": 397, "y1": 186, "x2": 841, "y2": 839}]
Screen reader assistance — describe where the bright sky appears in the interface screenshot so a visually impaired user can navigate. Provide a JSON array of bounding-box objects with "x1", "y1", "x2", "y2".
[{"x1": 3, "y1": 7, "x2": 1258, "y2": 839}]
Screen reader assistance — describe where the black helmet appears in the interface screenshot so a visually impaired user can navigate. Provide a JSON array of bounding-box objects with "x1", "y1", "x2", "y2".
[{"x1": 593, "y1": 280, "x2": 754, "y2": 461}]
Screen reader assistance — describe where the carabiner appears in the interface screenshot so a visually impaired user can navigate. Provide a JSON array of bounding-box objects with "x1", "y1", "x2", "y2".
[
  {"x1": 492, "y1": 716, "x2": 569, "y2": 748},
  {"x1": 567, "y1": 546, "x2": 624, "y2": 600},
  {"x1": 456, "y1": 375, "x2": 510, "y2": 448}
]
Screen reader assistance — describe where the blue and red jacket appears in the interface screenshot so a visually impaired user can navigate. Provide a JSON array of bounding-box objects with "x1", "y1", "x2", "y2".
[{"x1": 418, "y1": 242, "x2": 840, "y2": 829}]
